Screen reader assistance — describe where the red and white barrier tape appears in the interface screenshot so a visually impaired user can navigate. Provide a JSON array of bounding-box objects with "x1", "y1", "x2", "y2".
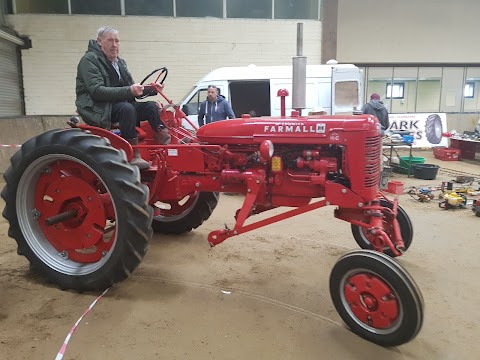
[
  {"x1": 0, "y1": 144, "x2": 21, "y2": 148},
  {"x1": 55, "y1": 288, "x2": 109, "y2": 360}
]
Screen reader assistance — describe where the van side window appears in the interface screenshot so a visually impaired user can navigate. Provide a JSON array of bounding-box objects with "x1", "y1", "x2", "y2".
[
  {"x1": 335, "y1": 81, "x2": 359, "y2": 109},
  {"x1": 185, "y1": 89, "x2": 208, "y2": 116}
]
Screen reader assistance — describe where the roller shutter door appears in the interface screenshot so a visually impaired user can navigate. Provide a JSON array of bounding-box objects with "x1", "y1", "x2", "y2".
[{"x1": 0, "y1": 37, "x2": 22, "y2": 116}]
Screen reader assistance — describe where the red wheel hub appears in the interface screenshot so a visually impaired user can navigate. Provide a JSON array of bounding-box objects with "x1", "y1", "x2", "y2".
[
  {"x1": 34, "y1": 160, "x2": 115, "y2": 263},
  {"x1": 344, "y1": 273, "x2": 399, "y2": 329}
]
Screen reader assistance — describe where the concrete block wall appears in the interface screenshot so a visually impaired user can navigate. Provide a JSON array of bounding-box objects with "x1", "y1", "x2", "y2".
[
  {"x1": 0, "y1": 115, "x2": 70, "y2": 173},
  {"x1": 7, "y1": 14, "x2": 322, "y2": 116}
]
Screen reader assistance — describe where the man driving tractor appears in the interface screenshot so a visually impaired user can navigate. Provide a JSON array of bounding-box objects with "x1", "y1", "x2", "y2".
[{"x1": 75, "y1": 26, "x2": 171, "y2": 169}]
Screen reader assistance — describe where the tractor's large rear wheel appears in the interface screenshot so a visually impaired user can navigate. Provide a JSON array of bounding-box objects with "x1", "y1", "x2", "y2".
[
  {"x1": 351, "y1": 199, "x2": 413, "y2": 257},
  {"x1": 152, "y1": 192, "x2": 219, "y2": 234},
  {"x1": 2, "y1": 129, "x2": 153, "y2": 291},
  {"x1": 330, "y1": 250, "x2": 424, "y2": 346}
]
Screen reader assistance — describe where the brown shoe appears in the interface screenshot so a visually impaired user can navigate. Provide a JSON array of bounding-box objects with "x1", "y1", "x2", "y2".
[
  {"x1": 154, "y1": 128, "x2": 171, "y2": 145},
  {"x1": 130, "y1": 152, "x2": 150, "y2": 170},
  {"x1": 126, "y1": 137, "x2": 150, "y2": 170}
]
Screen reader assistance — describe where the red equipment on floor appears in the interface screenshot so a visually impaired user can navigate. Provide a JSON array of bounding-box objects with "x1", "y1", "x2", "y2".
[{"x1": 433, "y1": 147, "x2": 461, "y2": 161}]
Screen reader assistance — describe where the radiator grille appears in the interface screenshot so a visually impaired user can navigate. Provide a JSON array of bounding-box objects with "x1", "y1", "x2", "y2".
[{"x1": 365, "y1": 136, "x2": 381, "y2": 188}]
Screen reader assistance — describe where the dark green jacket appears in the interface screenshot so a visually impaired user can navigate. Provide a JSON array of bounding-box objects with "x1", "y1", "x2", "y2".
[{"x1": 75, "y1": 40, "x2": 135, "y2": 128}]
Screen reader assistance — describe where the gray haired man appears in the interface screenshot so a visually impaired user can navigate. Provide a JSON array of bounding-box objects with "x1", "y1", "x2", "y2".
[{"x1": 75, "y1": 26, "x2": 170, "y2": 169}]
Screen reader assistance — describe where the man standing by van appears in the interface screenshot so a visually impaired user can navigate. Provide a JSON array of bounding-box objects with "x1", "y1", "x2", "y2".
[
  {"x1": 361, "y1": 93, "x2": 390, "y2": 132},
  {"x1": 198, "y1": 85, "x2": 236, "y2": 127}
]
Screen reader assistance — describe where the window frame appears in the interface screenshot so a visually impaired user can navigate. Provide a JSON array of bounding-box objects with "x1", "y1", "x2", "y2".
[
  {"x1": 464, "y1": 82, "x2": 475, "y2": 98},
  {"x1": 9, "y1": 0, "x2": 321, "y2": 19},
  {"x1": 386, "y1": 82, "x2": 405, "y2": 100}
]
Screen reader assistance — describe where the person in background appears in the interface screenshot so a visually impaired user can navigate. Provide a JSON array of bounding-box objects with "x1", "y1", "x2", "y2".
[
  {"x1": 308, "y1": 106, "x2": 327, "y2": 115},
  {"x1": 75, "y1": 26, "x2": 171, "y2": 170},
  {"x1": 361, "y1": 93, "x2": 390, "y2": 133},
  {"x1": 475, "y1": 119, "x2": 480, "y2": 135},
  {"x1": 198, "y1": 85, "x2": 236, "y2": 127}
]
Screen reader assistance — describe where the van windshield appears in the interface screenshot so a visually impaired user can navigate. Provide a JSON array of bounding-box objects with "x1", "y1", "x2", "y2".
[{"x1": 180, "y1": 86, "x2": 196, "y2": 103}]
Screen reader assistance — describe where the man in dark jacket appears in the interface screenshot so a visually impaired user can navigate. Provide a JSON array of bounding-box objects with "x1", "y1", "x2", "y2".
[
  {"x1": 75, "y1": 26, "x2": 170, "y2": 169},
  {"x1": 197, "y1": 85, "x2": 236, "y2": 127},
  {"x1": 361, "y1": 93, "x2": 390, "y2": 132}
]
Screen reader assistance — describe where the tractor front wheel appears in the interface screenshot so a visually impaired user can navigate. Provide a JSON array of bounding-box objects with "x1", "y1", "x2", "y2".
[
  {"x1": 330, "y1": 250, "x2": 424, "y2": 346},
  {"x1": 351, "y1": 199, "x2": 413, "y2": 257},
  {"x1": 2, "y1": 129, "x2": 153, "y2": 291}
]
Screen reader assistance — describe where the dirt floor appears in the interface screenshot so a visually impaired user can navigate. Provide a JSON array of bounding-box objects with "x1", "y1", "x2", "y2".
[{"x1": 1, "y1": 149, "x2": 480, "y2": 360}]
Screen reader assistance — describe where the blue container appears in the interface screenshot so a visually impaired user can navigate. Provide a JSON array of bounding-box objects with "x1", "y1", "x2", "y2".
[{"x1": 402, "y1": 135, "x2": 414, "y2": 144}]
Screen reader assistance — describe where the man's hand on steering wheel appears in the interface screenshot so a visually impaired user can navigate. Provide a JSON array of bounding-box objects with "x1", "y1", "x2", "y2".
[
  {"x1": 137, "y1": 67, "x2": 168, "y2": 99},
  {"x1": 130, "y1": 83, "x2": 144, "y2": 97}
]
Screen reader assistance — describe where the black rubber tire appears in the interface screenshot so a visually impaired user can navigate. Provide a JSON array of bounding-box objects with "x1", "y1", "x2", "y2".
[
  {"x1": 330, "y1": 250, "x2": 424, "y2": 347},
  {"x1": 152, "y1": 192, "x2": 219, "y2": 234},
  {"x1": 351, "y1": 199, "x2": 413, "y2": 257},
  {"x1": 2, "y1": 128, "x2": 153, "y2": 291},
  {"x1": 425, "y1": 114, "x2": 443, "y2": 145}
]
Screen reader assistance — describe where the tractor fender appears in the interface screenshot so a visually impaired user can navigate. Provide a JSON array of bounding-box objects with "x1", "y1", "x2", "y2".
[{"x1": 77, "y1": 124, "x2": 134, "y2": 160}]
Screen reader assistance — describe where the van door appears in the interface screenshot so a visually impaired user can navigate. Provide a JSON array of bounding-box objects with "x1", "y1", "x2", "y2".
[
  {"x1": 331, "y1": 67, "x2": 363, "y2": 115},
  {"x1": 270, "y1": 80, "x2": 318, "y2": 116}
]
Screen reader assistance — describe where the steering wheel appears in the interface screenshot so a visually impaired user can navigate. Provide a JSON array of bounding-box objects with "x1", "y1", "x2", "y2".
[
  {"x1": 140, "y1": 67, "x2": 168, "y2": 86},
  {"x1": 136, "y1": 67, "x2": 168, "y2": 100}
]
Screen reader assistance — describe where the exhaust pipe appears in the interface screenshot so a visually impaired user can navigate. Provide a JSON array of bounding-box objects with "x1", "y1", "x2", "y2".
[{"x1": 292, "y1": 23, "x2": 307, "y2": 114}]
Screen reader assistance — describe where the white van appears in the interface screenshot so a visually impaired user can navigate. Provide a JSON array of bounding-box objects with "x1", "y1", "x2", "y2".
[{"x1": 180, "y1": 63, "x2": 364, "y2": 129}]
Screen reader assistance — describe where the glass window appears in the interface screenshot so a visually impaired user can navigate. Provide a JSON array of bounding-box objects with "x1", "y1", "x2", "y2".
[
  {"x1": 176, "y1": 0, "x2": 222, "y2": 18},
  {"x1": 6, "y1": 0, "x2": 13, "y2": 14},
  {"x1": 386, "y1": 83, "x2": 405, "y2": 99},
  {"x1": 227, "y1": 0, "x2": 271, "y2": 19},
  {"x1": 416, "y1": 67, "x2": 442, "y2": 113},
  {"x1": 464, "y1": 67, "x2": 480, "y2": 111},
  {"x1": 391, "y1": 67, "x2": 417, "y2": 113},
  {"x1": 125, "y1": 0, "x2": 173, "y2": 16},
  {"x1": 15, "y1": 0, "x2": 68, "y2": 14},
  {"x1": 71, "y1": 0, "x2": 121, "y2": 15},
  {"x1": 184, "y1": 88, "x2": 208, "y2": 115},
  {"x1": 332, "y1": 81, "x2": 360, "y2": 113},
  {"x1": 464, "y1": 83, "x2": 475, "y2": 98},
  {"x1": 335, "y1": 81, "x2": 359, "y2": 109},
  {"x1": 274, "y1": 0, "x2": 318, "y2": 20}
]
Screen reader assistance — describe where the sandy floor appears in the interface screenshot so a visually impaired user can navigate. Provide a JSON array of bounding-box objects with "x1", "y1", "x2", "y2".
[{"x1": 1, "y1": 150, "x2": 480, "y2": 359}]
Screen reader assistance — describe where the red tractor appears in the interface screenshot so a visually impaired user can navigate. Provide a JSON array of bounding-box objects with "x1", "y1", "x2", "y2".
[{"x1": 2, "y1": 68, "x2": 423, "y2": 347}]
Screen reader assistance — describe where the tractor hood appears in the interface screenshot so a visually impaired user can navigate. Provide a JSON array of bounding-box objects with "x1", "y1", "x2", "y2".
[{"x1": 195, "y1": 115, "x2": 380, "y2": 145}]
